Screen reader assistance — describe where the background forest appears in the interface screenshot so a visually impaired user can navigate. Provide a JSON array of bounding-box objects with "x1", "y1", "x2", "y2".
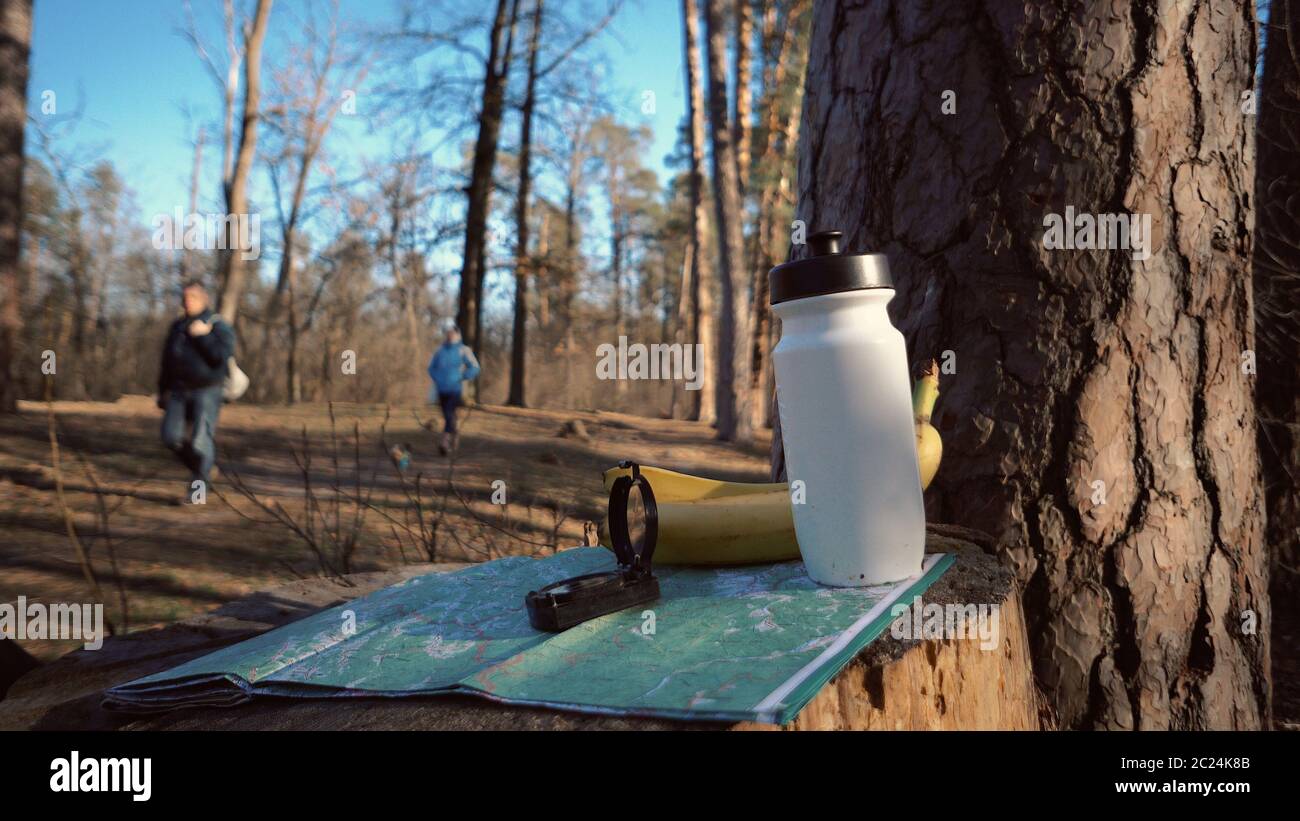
[{"x1": 2, "y1": 0, "x2": 807, "y2": 436}]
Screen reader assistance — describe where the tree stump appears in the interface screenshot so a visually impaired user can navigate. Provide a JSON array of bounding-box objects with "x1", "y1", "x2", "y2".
[
  {"x1": 749, "y1": 533, "x2": 1038, "y2": 731},
  {"x1": 0, "y1": 533, "x2": 1037, "y2": 730}
]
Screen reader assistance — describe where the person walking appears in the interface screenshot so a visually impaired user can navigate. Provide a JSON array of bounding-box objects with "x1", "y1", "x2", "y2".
[
  {"x1": 157, "y1": 280, "x2": 235, "y2": 503},
  {"x1": 427, "y1": 323, "x2": 480, "y2": 455}
]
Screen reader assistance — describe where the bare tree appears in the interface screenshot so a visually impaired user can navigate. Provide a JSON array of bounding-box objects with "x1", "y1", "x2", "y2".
[
  {"x1": 377, "y1": 151, "x2": 434, "y2": 372},
  {"x1": 209, "y1": 0, "x2": 273, "y2": 323},
  {"x1": 0, "y1": 0, "x2": 32, "y2": 413},
  {"x1": 506, "y1": 0, "x2": 622, "y2": 407},
  {"x1": 259, "y1": 0, "x2": 366, "y2": 402},
  {"x1": 703, "y1": 0, "x2": 752, "y2": 442},
  {"x1": 787, "y1": 0, "x2": 1268, "y2": 729},
  {"x1": 456, "y1": 0, "x2": 522, "y2": 356}
]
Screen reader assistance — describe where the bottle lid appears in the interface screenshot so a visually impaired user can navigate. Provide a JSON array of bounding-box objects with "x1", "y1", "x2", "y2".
[{"x1": 768, "y1": 230, "x2": 893, "y2": 305}]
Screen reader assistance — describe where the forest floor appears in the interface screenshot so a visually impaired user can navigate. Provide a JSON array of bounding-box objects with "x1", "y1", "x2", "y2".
[
  {"x1": 1, "y1": 396, "x2": 1295, "y2": 729},
  {"x1": 0, "y1": 396, "x2": 770, "y2": 661}
]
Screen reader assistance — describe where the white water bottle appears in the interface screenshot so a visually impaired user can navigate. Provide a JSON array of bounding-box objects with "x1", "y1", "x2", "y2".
[{"x1": 769, "y1": 230, "x2": 926, "y2": 586}]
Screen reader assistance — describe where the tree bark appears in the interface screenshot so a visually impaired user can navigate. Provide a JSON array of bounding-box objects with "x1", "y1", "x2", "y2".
[
  {"x1": 787, "y1": 0, "x2": 1269, "y2": 729},
  {"x1": 733, "y1": 0, "x2": 754, "y2": 193},
  {"x1": 0, "y1": 0, "x2": 32, "y2": 414},
  {"x1": 216, "y1": 0, "x2": 273, "y2": 324},
  {"x1": 1256, "y1": 0, "x2": 1300, "y2": 602},
  {"x1": 610, "y1": 209, "x2": 624, "y2": 338},
  {"x1": 682, "y1": 0, "x2": 715, "y2": 424},
  {"x1": 508, "y1": 0, "x2": 544, "y2": 408},
  {"x1": 703, "y1": 0, "x2": 752, "y2": 442},
  {"x1": 456, "y1": 0, "x2": 521, "y2": 354},
  {"x1": 561, "y1": 142, "x2": 583, "y2": 408},
  {"x1": 669, "y1": 238, "x2": 695, "y2": 419}
]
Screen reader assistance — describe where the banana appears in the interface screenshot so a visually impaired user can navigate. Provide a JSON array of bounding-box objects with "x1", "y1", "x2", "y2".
[
  {"x1": 645, "y1": 491, "x2": 798, "y2": 565},
  {"x1": 601, "y1": 463, "x2": 786, "y2": 501},
  {"x1": 598, "y1": 473, "x2": 799, "y2": 565},
  {"x1": 913, "y1": 359, "x2": 943, "y2": 491},
  {"x1": 598, "y1": 367, "x2": 944, "y2": 566}
]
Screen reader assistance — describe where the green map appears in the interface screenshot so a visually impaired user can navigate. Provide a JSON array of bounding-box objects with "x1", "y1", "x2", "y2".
[{"x1": 105, "y1": 549, "x2": 953, "y2": 724}]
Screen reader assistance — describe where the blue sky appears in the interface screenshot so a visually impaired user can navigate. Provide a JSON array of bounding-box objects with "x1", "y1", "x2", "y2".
[{"x1": 26, "y1": 0, "x2": 687, "y2": 276}]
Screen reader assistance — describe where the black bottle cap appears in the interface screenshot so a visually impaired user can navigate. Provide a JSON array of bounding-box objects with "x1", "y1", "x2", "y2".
[{"x1": 768, "y1": 229, "x2": 893, "y2": 306}]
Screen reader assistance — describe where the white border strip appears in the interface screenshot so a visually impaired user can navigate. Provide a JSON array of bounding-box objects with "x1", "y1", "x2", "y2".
[{"x1": 750, "y1": 553, "x2": 943, "y2": 721}]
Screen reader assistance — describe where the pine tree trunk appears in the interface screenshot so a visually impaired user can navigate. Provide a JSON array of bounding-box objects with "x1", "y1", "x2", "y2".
[
  {"x1": 733, "y1": 0, "x2": 754, "y2": 193},
  {"x1": 682, "y1": 0, "x2": 715, "y2": 424},
  {"x1": 670, "y1": 240, "x2": 695, "y2": 419},
  {"x1": 786, "y1": 0, "x2": 1269, "y2": 729},
  {"x1": 1256, "y1": 0, "x2": 1300, "y2": 601},
  {"x1": 562, "y1": 175, "x2": 580, "y2": 409},
  {"x1": 508, "y1": 0, "x2": 543, "y2": 408},
  {"x1": 704, "y1": 0, "x2": 752, "y2": 442},
  {"x1": 0, "y1": 0, "x2": 32, "y2": 413}
]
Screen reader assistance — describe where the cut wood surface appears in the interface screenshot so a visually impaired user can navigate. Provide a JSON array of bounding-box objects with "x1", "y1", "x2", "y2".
[{"x1": 0, "y1": 531, "x2": 1037, "y2": 730}]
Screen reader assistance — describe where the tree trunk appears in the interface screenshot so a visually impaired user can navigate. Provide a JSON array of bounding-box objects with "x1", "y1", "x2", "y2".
[
  {"x1": 682, "y1": 0, "x2": 715, "y2": 424},
  {"x1": 669, "y1": 239, "x2": 695, "y2": 419},
  {"x1": 610, "y1": 209, "x2": 623, "y2": 337},
  {"x1": 704, "y1": 0, "x2": 752, "y2": 442},
  {"x1": 786, "y1": 0, "x2": 1268, "y2": 729},
  {"x1": 286, "y1": 272, "x2": 301, "y2": 403},
  {"x1": 733, "y1": 0, "x2": 753, "y2": 194},
  {"x1": 0, "y1": 0, "x2": 32, "y2": 414},
  {"x1": 1256, "y1": 0, "x2": 1300, "y2": 602},
  {"x1": 508, "y1": 0, "x2": 543, "y2": 408},
  {"x1": 217, "y1": 0, "x2": 273, "y2": 325},
  {"x1": 562, "y1": 164, "x2": 581, "y2": 408},
  {"x1": 456, "y1": 0, "x2": 520, "y2": 354}
]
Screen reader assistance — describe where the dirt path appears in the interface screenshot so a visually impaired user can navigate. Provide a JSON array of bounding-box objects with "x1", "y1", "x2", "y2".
[{"x1": 0, "y1": 397, "x2": 770, "y2": 660}]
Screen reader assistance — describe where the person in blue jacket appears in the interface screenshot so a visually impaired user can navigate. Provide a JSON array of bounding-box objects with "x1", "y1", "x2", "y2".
[{"x1": 427, "y1": 323, "x2": 480, "y2": 454}]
